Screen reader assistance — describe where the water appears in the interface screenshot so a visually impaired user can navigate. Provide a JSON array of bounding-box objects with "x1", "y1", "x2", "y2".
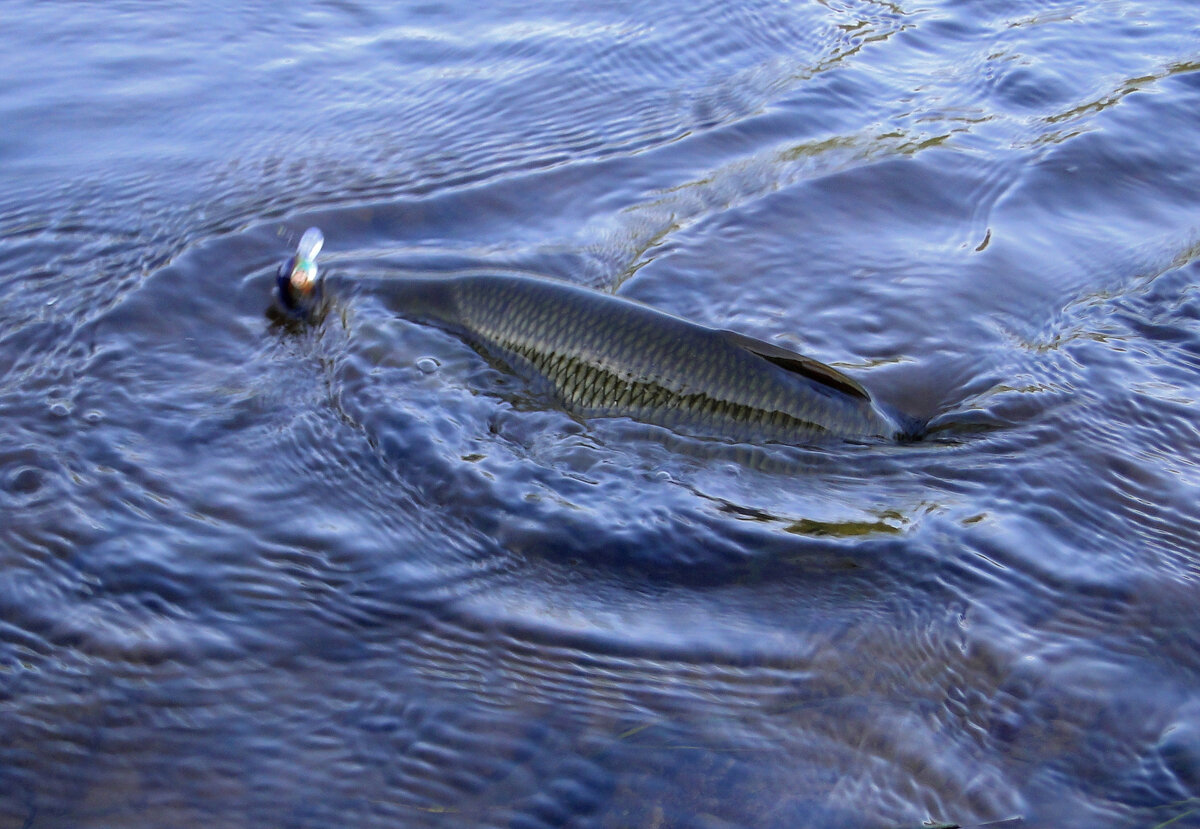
[{"x1": 2, "y1": 1, "x2": 1200, "y2": 826}]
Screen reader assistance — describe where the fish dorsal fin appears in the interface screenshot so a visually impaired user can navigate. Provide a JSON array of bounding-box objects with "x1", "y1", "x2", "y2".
[{"x1": 719, "y1": 329, "x2": 871, "y2": 401}]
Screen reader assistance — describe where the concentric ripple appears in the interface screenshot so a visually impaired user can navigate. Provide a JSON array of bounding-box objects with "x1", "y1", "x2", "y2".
[{"x1": 3, "y1": 1, "x2": 1200, "y2": 827}]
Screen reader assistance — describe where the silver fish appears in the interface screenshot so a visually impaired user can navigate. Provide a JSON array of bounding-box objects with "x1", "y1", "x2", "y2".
[{"x1": 366, "y1": 272, "x2": 915, "y2": 444}]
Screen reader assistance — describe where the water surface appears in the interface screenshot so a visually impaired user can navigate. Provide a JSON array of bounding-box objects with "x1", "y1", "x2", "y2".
[{"x1": 3, "y1": 1, "x2": 1200, "y2": 827}]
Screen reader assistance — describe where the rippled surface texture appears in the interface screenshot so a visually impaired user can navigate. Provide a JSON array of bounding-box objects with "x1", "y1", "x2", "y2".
[{"x1": 4, "y1": 2, "x2": 1200, "y2": 827}]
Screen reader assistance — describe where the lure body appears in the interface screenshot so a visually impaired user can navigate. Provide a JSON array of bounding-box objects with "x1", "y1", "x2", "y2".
[
  {"x1": 373, "y1": 273, "x2": 910, "y2": 444},
  {"x1": 275, "y1": 228, "x2": 325, "y2": 316}
]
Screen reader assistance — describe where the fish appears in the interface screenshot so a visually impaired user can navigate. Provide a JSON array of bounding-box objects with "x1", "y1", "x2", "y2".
[{"x1": 363, "y1": 271, "x2": 917, "y2": 445}]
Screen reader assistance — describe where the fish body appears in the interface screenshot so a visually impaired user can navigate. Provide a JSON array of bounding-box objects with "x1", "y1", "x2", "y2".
[{"x1": 368, "y1": 272, "x2": 912, "y2": 444}]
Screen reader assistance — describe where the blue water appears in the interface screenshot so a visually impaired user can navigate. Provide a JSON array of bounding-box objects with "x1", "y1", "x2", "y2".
[{"x1": 3, "y1": 2, "x2": 1200, "y2": 827}]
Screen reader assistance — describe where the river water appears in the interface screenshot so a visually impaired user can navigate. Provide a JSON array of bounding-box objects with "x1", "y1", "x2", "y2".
[{"x1": 3, "y1": 2, "x2": 1200, "y2": 827}]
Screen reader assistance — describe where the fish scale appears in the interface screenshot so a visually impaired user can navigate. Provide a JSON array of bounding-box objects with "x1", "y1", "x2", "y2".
[{"x1": 363, "y1": 272, "x2": 914, "y2": 445}]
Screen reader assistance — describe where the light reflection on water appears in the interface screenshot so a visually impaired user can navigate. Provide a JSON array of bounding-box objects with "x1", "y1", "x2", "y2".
[{"x1": 2, "y1": 1, "x2": 1200, "y2": 827}]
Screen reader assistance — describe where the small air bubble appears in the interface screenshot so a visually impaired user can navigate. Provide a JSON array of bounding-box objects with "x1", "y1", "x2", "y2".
[{"x1": 10, "y1": 467, "x2": 44, "y2": 494}]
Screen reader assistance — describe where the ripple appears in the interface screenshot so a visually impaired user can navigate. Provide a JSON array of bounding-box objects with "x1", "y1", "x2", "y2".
[{"x1": 3, "y1": 0, "x2": 1200, "y2": 826}]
